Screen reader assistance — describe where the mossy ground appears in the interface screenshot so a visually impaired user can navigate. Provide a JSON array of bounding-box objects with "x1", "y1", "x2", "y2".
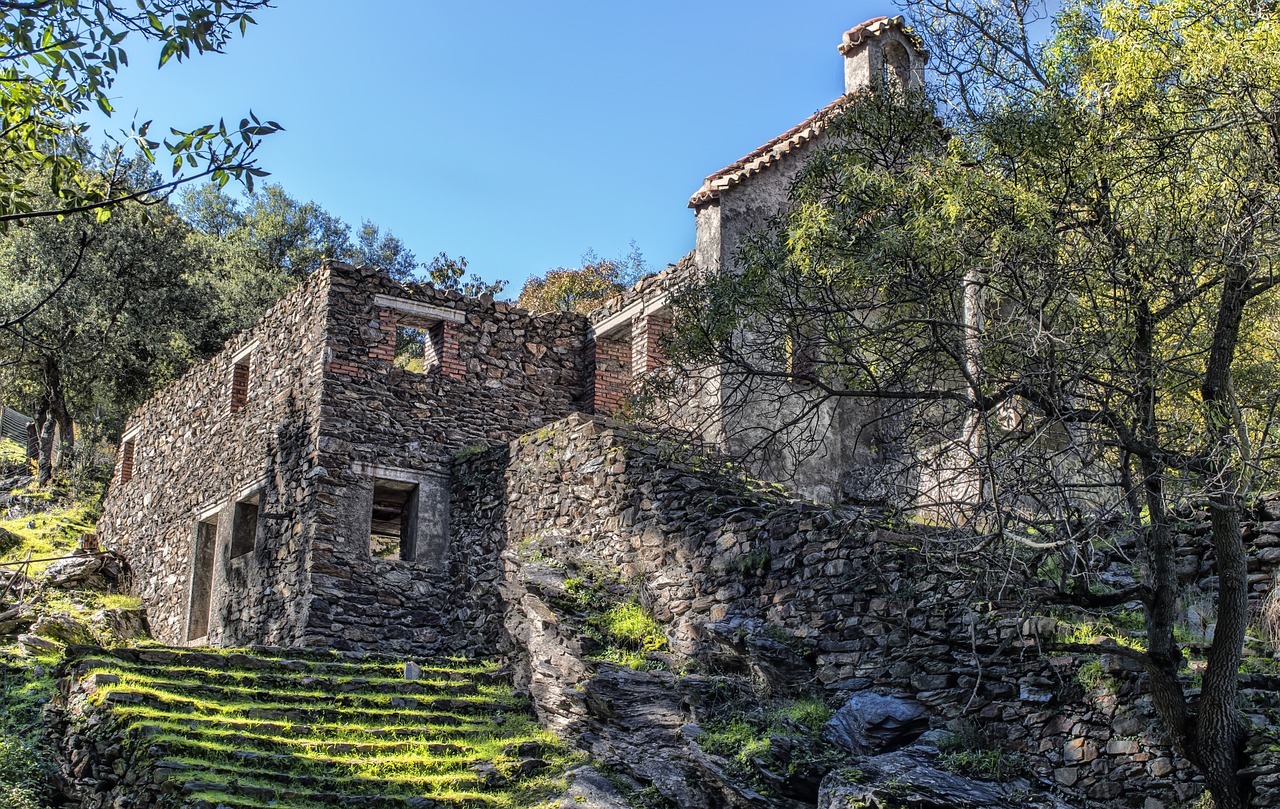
[
  {"x1": 68, "y1": 647, "x2": 581, "y2": 808},
  {"x1": 0, "y1": 500, "x2": 99, "y2": 576}
]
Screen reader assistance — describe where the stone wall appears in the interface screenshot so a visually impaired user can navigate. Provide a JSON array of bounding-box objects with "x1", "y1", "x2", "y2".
[
  {"x1": 451, "y1": 412, "x2": 1280, "y2": 808},
  {"x1": 98, "y1": 267, "x2": 331, "y2": 648},
  {"x1": 298, "y1": 263, "x2": 592, "y2": 653},
  {"x1": 100, "y1": 260, "x2": 595, "y2": 657}
]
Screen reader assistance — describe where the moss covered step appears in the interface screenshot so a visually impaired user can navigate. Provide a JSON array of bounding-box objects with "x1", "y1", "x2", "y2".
[
  {"x1": 68, "y1": 644, "x2": 501, "y2": 681},
  {"x1": 69, "y1": 646, "x2": 579, "y2": 808},
  {"x1": 93, "y1": 674, "x2": 500, "y2": 709}
]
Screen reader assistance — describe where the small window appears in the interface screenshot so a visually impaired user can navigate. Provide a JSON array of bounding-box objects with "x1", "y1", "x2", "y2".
[
  {"x1": 230, "y1": 496, "x2": 260, "y2": 559},
  {"x1": 785, "y1": 324, "x2": 818, "y2": 383},
  {"x1": 394, "y1": 319, "x2": 445, "y2": 374},
  {"x1": 119, "y1": 437, "x2": 136, "y2": 482},
  {"x1": 370, "y1": 479, "x2": 418, "y2": 561},
  {"x1": 230, "y1": 358, "x2": 251, "y2": 412}
]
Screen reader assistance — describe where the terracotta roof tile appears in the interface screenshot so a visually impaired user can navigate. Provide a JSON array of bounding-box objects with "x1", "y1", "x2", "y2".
[
  {"x1": 688, "y1": 95, "x2": 853, "y2": 209},
  {"x1": 839, "y1": 14, "x2": 926, "y2": 56}
]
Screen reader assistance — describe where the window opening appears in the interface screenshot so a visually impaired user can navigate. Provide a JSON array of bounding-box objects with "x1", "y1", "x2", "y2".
[
  {"x1": 394, "y1": 319, "x2": 445, "y2": 374},
  {"x1": 119, "y1": 437, "x2": 136, "y2": 482},
  {"x1": 881, "y1": 41, "x2": 911, "y2": 92},
  {"x1": 785, "y1": 323, "x2": 818, "y2": 383},
  {"x1": 230, "y1": 496, "x2": 260, "y2": 559},
  {"x1": 230, "y1": 358, "x2": 251, "y2": 412},
  {"x1": 370, "y1": 479, "x2": 418, "y2": 561},
  {"x1": 187, "y1": 518, "x2": 217, "y2": 641}
]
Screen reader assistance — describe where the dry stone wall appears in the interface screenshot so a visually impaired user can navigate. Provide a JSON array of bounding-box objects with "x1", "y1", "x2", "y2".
[
  {"x1": 450, "y1": 413, "x2": 1280, "y2": 808},
  {"x1": 299, "y1": 264, "x2": 592, "y2": 654},
  {"x1": 98, "y1": 268, "x2": 331, "y2": 648}
]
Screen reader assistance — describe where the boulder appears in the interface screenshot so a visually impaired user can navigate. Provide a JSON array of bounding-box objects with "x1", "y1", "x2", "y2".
[
  {"x1": 91, "y1": 608, "x2": 150, "y2": 642},
  {"x1": 822, "y1": 691, "x2": 930, "y2": 756},
  {"x1": 818, "y1": 740, "x2": 1072, "y2": 809},
  {"x1": 0, "y1": 604, "x2": 34, "y2": 635},
  {"x1": 557, "y1": 765, "x2": 632, "y2": 808},
  {"x1": 42, "y1": 551, "x2": 128, "y2": 590},
  {"x1": 0, "y1": 525, "x2": 21, "y2": 555},
  {"x1": 31, "y1": 612, "x2": 96, "y2": 645},
  {"x1": 42, "y1": 555, "x2": 106, "y2": 588}
]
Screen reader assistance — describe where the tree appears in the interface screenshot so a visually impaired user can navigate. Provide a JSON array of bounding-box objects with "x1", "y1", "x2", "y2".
[
  {"x1": 517, "y1": 245, "x2": 648, "y2": 314},
  {"x1": 422, "y1": 252, "x2": 506, "y2": 298},
  {"x1": 0, "y1": 0, "x2": 281, "y2": 226},
  {"x1": 0, "y1": 168, "x2": 220, "y2": 484},
  {"x1": 662, "y1": 2, "x2": 1280, "y2": 805}
]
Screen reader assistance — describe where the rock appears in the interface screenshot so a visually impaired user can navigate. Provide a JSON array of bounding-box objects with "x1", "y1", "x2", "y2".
[
  {"x1": 0, "y1": 525, "x2": 21, "y2": 556},
  {"x1": 90, "y1": 608, "x2": 150, "y2": 642},
  {"x1": 702, "y1": 618, "x2": 814, "y2": 697},
  {"x1": 822, "y1": 691, "x2": 930, "y2": 756},
  {"x1": 0, "y1": 605, "x2": 34, "y2": 636},
  {"x1": 404, "y1": 661, "x2": 422, "y2": 680},
  {"x1": 31, "y1": 612, "x2": 96, "y2": 645},
  {"x1": 818, "y1": 743, "x2": 1072, "y2": 809},
  {"x1": 42, "y1": 555, "x2": 106, "y2": 588},
  {"x1": 17, "y1": 632, "x2": 61, "y2": 653},
  {"x1": 557, "y1": 765, "x2": 632, "y2": 808}
]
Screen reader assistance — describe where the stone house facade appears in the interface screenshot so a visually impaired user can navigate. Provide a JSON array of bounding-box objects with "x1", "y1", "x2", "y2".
[{"x1": 99, "y1": 262, "x2": 591, "y2": 650}]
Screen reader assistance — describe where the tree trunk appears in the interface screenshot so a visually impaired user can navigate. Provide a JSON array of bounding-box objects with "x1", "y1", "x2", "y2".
[
  {"x1": 1192, "y1": 243, "x2": 1256, "y2": 809},
  {"x1": 34, "y1": 355, "x2": 73, "y2": 484},
  {"x1": 34, "y1": 400, "x2": 53, "y2": 486}
]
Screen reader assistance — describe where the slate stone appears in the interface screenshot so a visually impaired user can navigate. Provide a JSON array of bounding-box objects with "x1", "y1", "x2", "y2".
[{"x1": 822, "y1": 691, "x2": 930, "y2": 756}]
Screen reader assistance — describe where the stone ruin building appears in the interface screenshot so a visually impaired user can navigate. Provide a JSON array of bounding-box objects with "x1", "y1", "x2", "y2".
[
  {"x1": 98, "y1": 15, "x2": 930, "y2": 652},
  {"x1": 90, "y1": 17, "x2": 1280, "y2": 808}
]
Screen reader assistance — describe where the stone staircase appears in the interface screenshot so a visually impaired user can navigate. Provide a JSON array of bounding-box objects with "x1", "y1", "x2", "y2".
[{"x1": 59, "y1": 645, "x2": 579, "y2": 809}]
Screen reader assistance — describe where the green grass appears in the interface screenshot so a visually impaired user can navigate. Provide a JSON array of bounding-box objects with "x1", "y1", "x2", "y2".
[
  {"x1": 696, "y1": 694, "x2": 840, "y2": 798},
  {"x1": 0, "y1": 438, "x2": 27, "y2": 475},
  {"x1": 0, "y1": 656, "x2": 59, "y2": 808},
  {"x1": 598, "y1": 602, "x2": 667, "y2": 653},
  {"x1": 0, "y1": 501, "x2": 98, "y2": 575},
  {"x1": 69, "y1": 648, "x2": 581, "y2": 808}
]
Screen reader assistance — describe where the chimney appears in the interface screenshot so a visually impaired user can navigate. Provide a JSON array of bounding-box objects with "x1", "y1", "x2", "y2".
[{"x1": 839, "y1": 15, "x2": 928, "y2": 95}]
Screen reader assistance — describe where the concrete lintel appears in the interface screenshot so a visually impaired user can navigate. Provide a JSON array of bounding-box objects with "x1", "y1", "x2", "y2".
[
  {"x1": 195, "y1": 503, "x2": 223, "y2": 522},
  {"x1": 352, "y1": 462, "x2": 448, "y2": 483},
  {"x1": 237, "y1": 477, "x2": 268, "y2": 502},
  {"x1": 591, "y1": 293, "x2": 669, "y2": 341},
  {"x1": 230, "y1": 340, "x2": 261, "y2": 364},
  {"x1": 373, "y1": 294, "x2": 466, "y2": 324}
]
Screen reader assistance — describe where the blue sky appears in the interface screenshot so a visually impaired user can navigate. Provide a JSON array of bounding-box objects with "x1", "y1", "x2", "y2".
[{"x1": 88, "y1": 1, "x2": 891, "y2": 293}]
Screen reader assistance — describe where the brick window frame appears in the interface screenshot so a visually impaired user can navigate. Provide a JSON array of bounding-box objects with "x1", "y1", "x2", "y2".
[
  {"x1": 373, "y1": 295, "x2": 466, "y2": 380},
  {"x1": 118, "y1": 429, "x2": 139, "y2": 483},
  {"x1": 229, "y1": 342, "x2": 258, "y2": 414}
]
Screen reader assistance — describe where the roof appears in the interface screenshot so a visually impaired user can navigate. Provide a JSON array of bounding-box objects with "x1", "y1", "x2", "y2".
[
  {"x1": 688, "y1": 16, "x2": 927, "y2": 210},
  {"x1": 839, "y1": 15, "x2": 927, "y2": 57},
  {"x1": 688, "y1": 95, "x2": 853, "y2": 209}
]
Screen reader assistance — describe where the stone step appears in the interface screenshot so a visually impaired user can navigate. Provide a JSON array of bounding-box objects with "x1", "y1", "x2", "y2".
[
  {"x1": 120, "y1": 714, "x2": 501, "y2": 742},
  {"x1": 125, "y1": 665, "x2": 484, "y2": 692},
  {"x1": 103, "y1": 689, "x2": 493, "y2": 727},
  {"x1": 153, "y1": 737, "x2": 504, "y2": 774},
  {"x1": 178, "y1": 778, "x2": 494, "y2": 809},
  {"x1": 162, "y1": 757, "x2": 493, "y2": 796},
  {"x1": 133, "y1": 723, "x2": 476, "y2": 758},
  {"x1": 66, "y1": 644, "x2": 498, "y2": 682},
  {"x1": 107, "y1": 670, "x2": 486, "y2": 701}
]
